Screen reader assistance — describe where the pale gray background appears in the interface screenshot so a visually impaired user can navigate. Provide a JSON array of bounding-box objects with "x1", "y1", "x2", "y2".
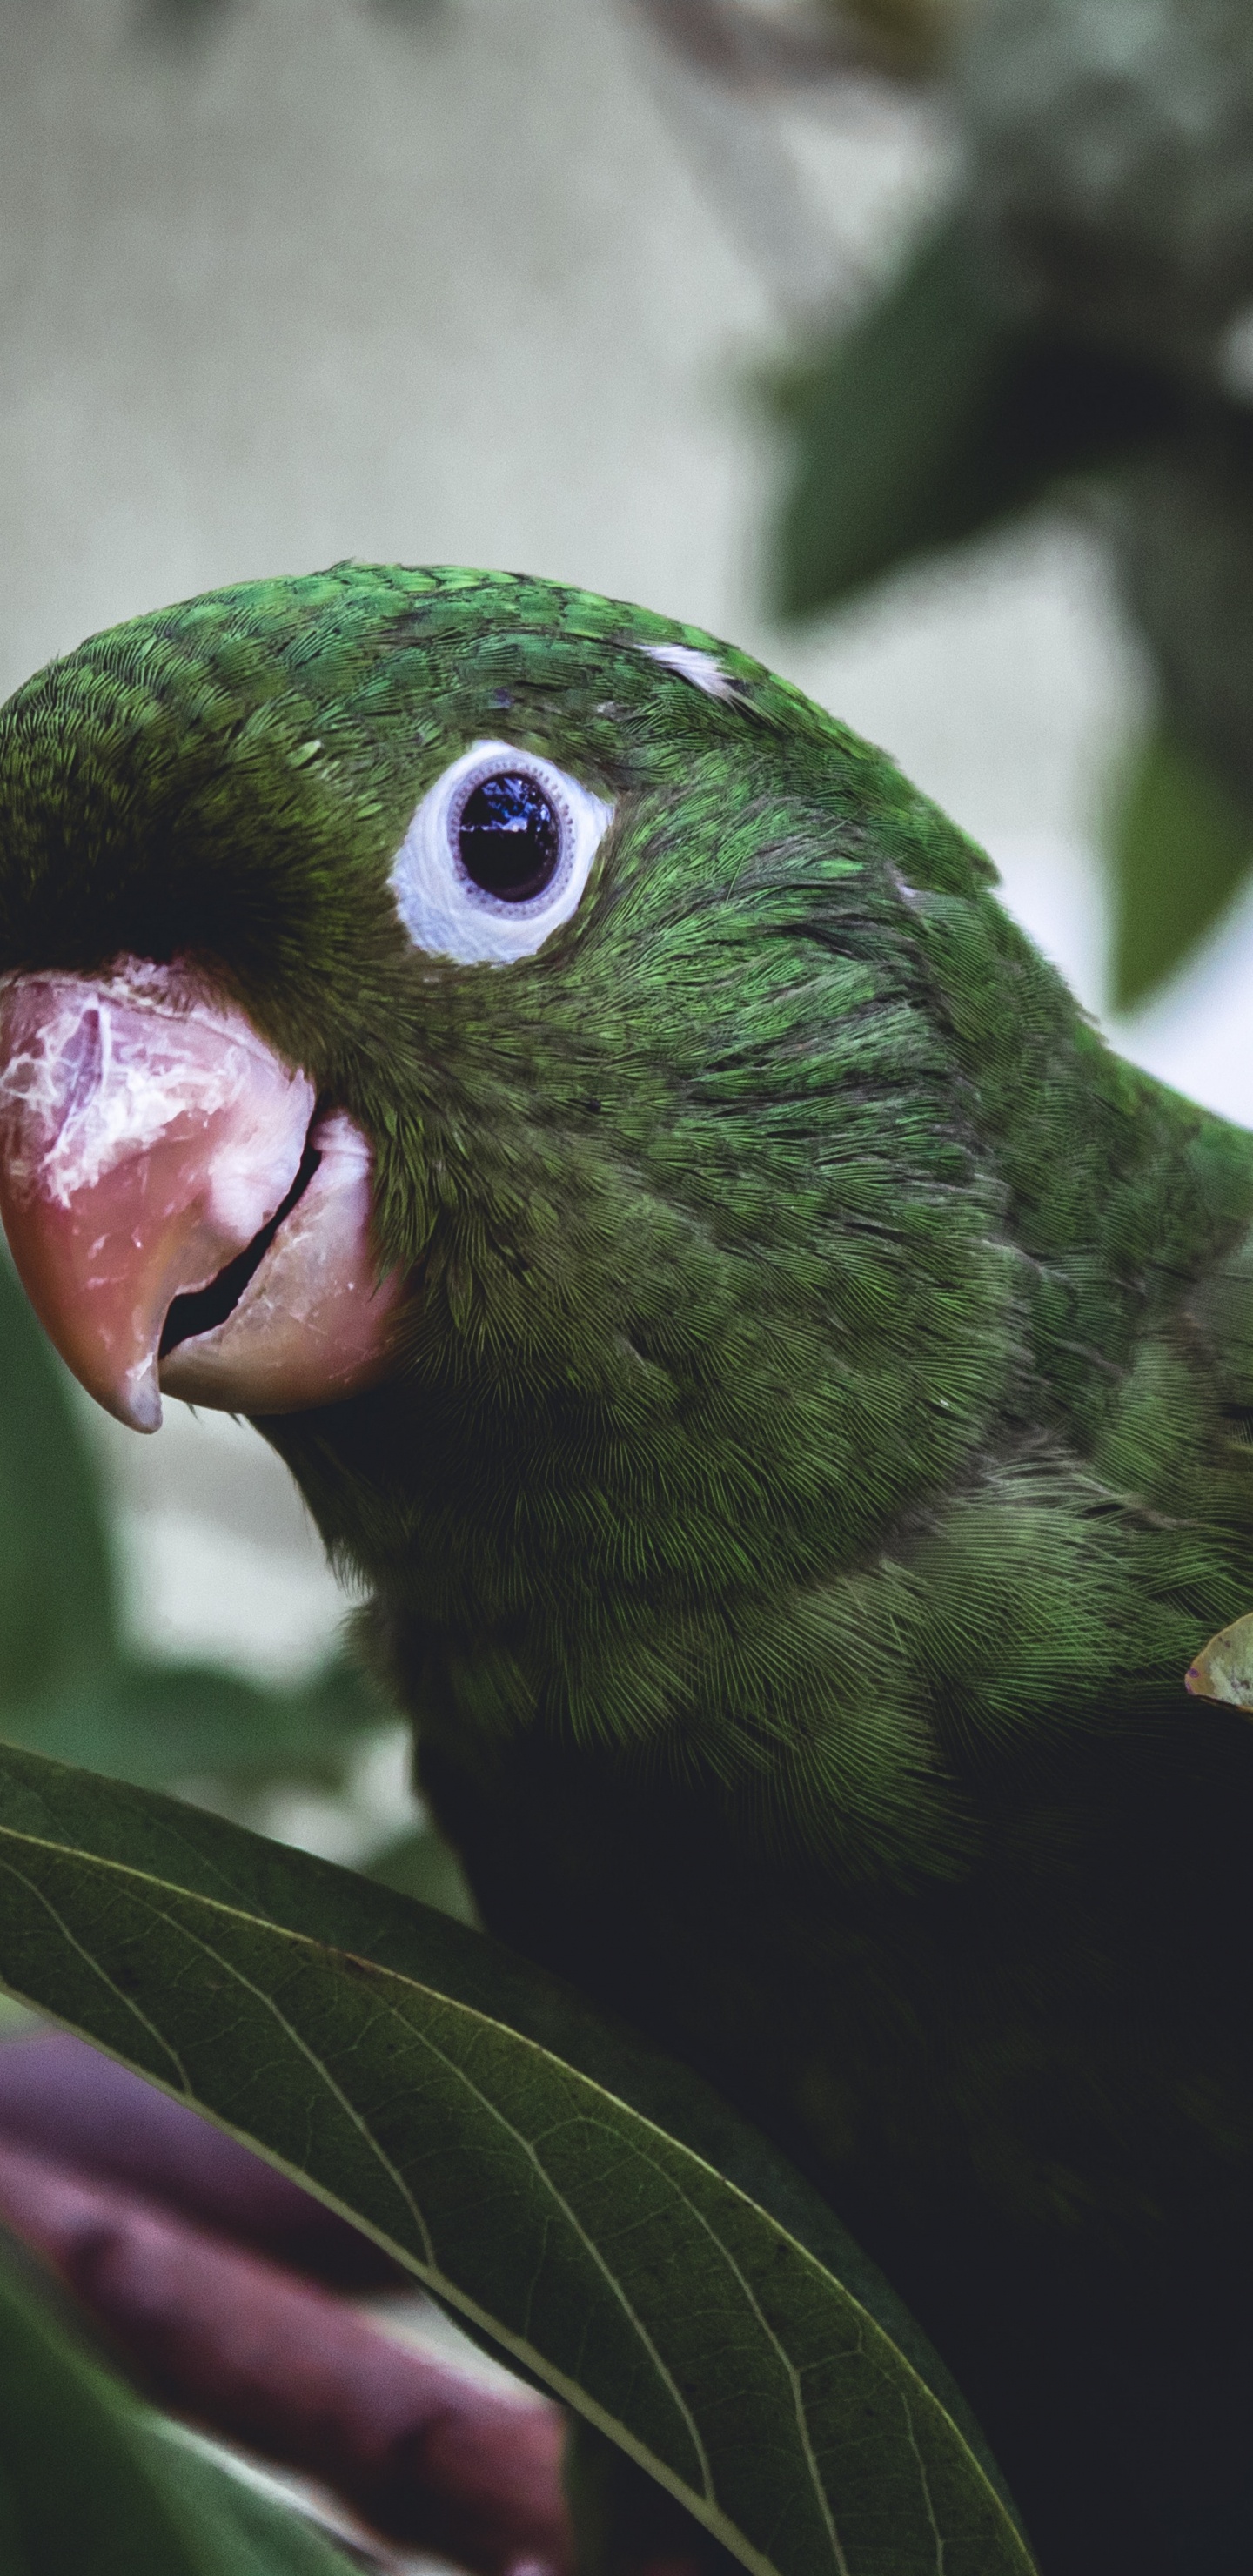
[{"x1": 3, "y1": 0, "x2": 1244, "y2": 1783}]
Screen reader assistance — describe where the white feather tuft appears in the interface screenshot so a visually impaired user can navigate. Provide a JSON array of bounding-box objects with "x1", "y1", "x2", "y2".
[{"x1": 640, "y1": 643, "x2": 740, "y2": 702}]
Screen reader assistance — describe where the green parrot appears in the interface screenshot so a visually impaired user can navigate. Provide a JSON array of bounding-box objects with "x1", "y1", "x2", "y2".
[{"x1": 0, "y1": 565, "x2": 1251, "y2": 2576}]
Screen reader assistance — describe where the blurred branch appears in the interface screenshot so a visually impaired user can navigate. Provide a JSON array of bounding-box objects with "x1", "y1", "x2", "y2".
[
  {"x1": 0, "y1": 2033, "x2": 399, "y2": 2290},
  {"x1": 625, "y1": 0, "x2": 956, "y2": 328},
  {"x1": 0, "y1": 2138, "x2": 571, "y2": 2573},
  {"x1": 632, "y1": 0, "x2": 962, "y2": 88},
  {"x1": 624, "y1": 3, "x2": 853, "y2": 319},
  {"x1": 136, "y1": 0, "x2": 235, "y2": 46},
  {"x1": 631, "y1": 0, "x2": 877, "y2": 86},
  {"x1": 137, "y1": 0, "x2": 442, "y2": 47}
]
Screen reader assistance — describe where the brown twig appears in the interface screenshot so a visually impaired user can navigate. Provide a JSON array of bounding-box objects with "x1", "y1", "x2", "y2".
[
  {"x1": 629, "y1": 0, "x2": 891, "y2": 88},
  {"x1": 0, "y1": 2032, "x2": 399, "y2": 2287},
  {"x1": 0, "y1": 2135, "x2": 572, "y2": 2575}
]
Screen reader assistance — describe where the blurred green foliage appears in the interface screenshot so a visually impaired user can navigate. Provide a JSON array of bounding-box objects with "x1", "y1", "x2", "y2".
[
  {"x1": 0, "y1": 1244, "x2": 472, "y2": 1914},
  {"x1": 369, "y1": 1814, "x2": 479, "y2": 1921},
  {"x1": 771, "y1": 0, "x2": 1253, "y2": 1009},
  {"x1": 0, "y1": 1248, "x2": 385, "y2": 1796},
  {"x1": 0, "y1": 2231, "x2": 361, "y2": 2575},
  {"x1": 1107, "y1": 719, "x2": 1253, "y2": 1014},
  {"x1": 774, "y1": 218, "x2": 1188, "y2": 617}
]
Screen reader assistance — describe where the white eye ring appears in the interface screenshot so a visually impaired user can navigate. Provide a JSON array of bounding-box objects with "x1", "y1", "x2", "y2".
[{"x1": 388, "y1": 739, "x2": 613, "y2": 967}]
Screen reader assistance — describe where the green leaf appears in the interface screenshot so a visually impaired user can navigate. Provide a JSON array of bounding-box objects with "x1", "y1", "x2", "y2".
[
  {"x1": 0, "y1": 1744, "x2": 1034, "y2": 2576},
  {"x1": 774, "y1": 218, "x2": 1185, "y2": 620},
  {"x1": 1106, "y1": 717, "x2": 1253, "y2": 1010},
  {"x1": 1, "y1": 1654, "x2": 390, "y2": 1794},
  {"x1": 0, "y1": 2231, "x2": 358, "y2": 2574},
  {"x1": 368, "y1": 1815, "x2": 479, "y2": 1922},
  {"x1": 0, "y1": 1246, "x2": 393, "y2": 1801},
  {"x1": 0, "y1": 1745, "x2": 1001, "y2": 2486},
  {"x1": 1185, "y1": 1610, "x2": 1253, "y2": 1711},
  {"x1": 134, "y1": 2438, "x2": 365, "y2": 2576},
  {"x1": 0, "y1": 1259, "x2": 117, "y2": 1702}
]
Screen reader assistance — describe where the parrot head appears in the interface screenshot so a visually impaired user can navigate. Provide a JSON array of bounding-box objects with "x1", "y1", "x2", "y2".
[{"x1": 0, "y1": 562, "x2": 1008, "y2": 1444}]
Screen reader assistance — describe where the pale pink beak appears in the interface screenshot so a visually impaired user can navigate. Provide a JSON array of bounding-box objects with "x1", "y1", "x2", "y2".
[{"x1": 0, "y1": 959, "x2": 405, "y2": 1432}]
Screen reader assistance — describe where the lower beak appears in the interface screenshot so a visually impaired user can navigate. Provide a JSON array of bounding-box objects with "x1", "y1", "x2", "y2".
[{"x1": 0, "y1": 959, "x2": 403, "y2": 1432}]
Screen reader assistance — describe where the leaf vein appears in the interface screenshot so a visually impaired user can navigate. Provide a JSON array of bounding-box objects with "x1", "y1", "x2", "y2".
[
  {"x1": 377, "y1": 1997, "x2": 717, "y2": 2505},
  {"x1": 669, "y1": 2182, "x2": 851, "y2": 2576},
  {"x1": 901, "y1": 2393, "x2": 945, "y2": 2576},
  {"x1": 0, "y1": 1861, "x2": 190, "y2": 2096},
  {"x1": 147, "y1": 1908, "x2": 437, "y2": 2270}
]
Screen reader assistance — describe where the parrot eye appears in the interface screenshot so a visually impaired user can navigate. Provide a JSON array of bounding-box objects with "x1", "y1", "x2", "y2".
[
  {"x1": 389, "y1": 740, "x2": 613, "y2": 966},
  {"x1": 457, "y1": 771, "x2": 560, "y2": 902}
]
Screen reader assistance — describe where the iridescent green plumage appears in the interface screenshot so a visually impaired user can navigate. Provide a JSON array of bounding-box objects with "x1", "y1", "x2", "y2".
[{"x1": 3, "y1": 565, "x2": 1253, "y2": 2572}]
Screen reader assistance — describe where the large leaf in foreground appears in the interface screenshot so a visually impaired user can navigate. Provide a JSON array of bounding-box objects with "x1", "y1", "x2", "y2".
[
  {"x1": 0, "y1": 2230, "x2": 358, "y2": 2575},
  {"x1": 0, "y1": 1745, "x2": 1033, "y2": 2576}
]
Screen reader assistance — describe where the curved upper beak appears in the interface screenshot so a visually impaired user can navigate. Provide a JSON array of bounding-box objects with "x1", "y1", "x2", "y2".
[{"x1": 0, "y1": 959, "x2": 404, "y2": 1432}]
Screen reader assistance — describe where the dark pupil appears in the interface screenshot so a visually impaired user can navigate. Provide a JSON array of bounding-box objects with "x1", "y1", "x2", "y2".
[{"x1": 457, "y1": 771, "x2": 561, "y2": 902}]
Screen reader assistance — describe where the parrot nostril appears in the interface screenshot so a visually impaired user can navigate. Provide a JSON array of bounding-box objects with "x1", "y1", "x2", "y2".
[{"x1": 159, "y1": 1130, "x2": 324, "y2": 1358}]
